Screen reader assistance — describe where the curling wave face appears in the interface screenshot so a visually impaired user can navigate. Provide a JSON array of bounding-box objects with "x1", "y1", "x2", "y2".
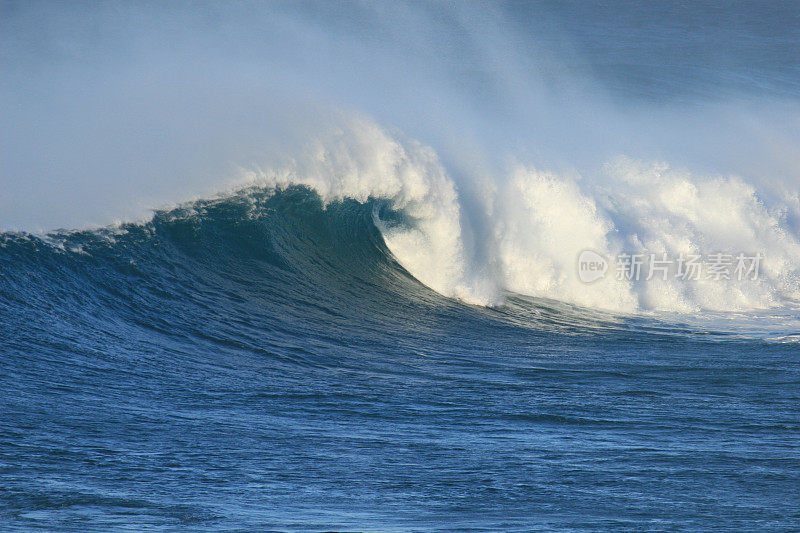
[
  {"x1": 2, "y1": 181, "x2": 797, "y2": 347},
  {"x1": 0, "y1": 185, "x2": 631, "y2": 351},
  {"x1": 223, "y1": 116, "x2": 800, "y2": 314}
]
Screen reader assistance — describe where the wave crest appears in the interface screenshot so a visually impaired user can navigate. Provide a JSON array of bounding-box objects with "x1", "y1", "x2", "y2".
[{"x1": 231, "y1": 117, "x2": 800, "y2": 313}]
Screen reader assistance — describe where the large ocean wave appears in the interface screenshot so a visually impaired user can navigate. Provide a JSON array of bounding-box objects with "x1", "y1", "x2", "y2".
[
  {"x1": 225, "y1": 115, "x2": 800, "y2": 314},
  {"x1": 2, "y1": 113, "x2": 800, "y2": 327}
]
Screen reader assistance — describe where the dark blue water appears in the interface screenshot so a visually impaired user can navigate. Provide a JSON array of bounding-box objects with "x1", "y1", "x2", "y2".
[{"x1": 2, "y1": 188, "x2": 798, "y2": 531}]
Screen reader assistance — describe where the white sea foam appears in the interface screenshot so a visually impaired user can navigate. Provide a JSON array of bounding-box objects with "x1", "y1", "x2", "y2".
[{"x1": 232, "y1": 114, "x2": 800, "y2": 313}]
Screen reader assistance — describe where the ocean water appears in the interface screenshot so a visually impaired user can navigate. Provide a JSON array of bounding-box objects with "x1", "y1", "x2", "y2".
[{"x1": 2, "y1": 1, "x2": 800, "y2": 531}]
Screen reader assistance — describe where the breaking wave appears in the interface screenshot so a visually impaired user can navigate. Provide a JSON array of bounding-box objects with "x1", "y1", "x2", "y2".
[{"x1": 3, "y1": 113, "x2": 800, "y2": 319}]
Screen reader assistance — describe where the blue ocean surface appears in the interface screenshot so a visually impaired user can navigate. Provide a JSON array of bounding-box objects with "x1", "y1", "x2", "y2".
[{"x1": 2, "y1": 1, "x2": 800, "y2": 531}]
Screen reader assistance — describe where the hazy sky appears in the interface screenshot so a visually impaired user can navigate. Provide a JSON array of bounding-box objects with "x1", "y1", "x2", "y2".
[{"x1": 2, "y1": 1, "x2": 799, "y2": 231}]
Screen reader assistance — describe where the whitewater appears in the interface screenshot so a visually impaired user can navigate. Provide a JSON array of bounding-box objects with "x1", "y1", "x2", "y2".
[{"x1": 2, "y1": 1, "x2": 799, "y2": 531}]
